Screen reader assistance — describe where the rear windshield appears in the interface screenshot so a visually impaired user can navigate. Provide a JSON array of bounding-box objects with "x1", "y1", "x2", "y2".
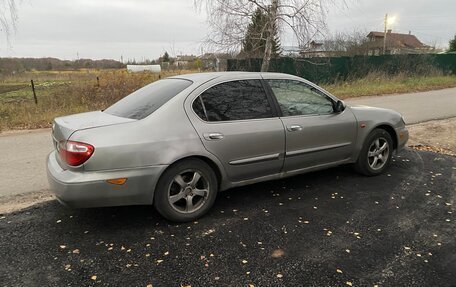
[{"x1": 104, "y1": 79, "x2": 192, "y2": 120}]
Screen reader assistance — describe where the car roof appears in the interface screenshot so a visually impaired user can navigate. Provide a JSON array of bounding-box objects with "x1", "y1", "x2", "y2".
[{"x1": 170, "y1": 71, "x2": 301, "y2": 85}]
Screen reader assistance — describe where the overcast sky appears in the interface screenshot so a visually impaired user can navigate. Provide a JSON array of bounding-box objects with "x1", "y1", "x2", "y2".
[{"x1": 1, "y1": 0, "x2": 454, "y2": 61}]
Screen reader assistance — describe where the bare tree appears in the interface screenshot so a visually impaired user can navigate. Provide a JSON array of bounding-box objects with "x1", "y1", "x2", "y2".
[
  {"x1": 0, "y1": 0, "x2": 19, "y2": 45},
  {"x1": 323, "y1": 30, "x2": 369, "y2": 56},
  {"x1": 196, "y1": 0, "x2": 336, "y2": 71}
]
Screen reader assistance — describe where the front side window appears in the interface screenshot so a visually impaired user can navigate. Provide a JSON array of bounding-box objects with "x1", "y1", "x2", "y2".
[
  {"x1": 104, "y1": 79, "x2": 192, "y2": 120},
  {"x1": 194, "y1": 80, "x2": 273, "y2": 121},
  {"x1": 267, "y1": 80, "x2": 334, "y2": 116}
]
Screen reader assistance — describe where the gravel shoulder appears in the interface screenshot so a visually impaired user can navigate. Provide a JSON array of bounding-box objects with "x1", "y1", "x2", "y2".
[{"x1": 407, "y1": 117, "x2": 456, "y2": 156}]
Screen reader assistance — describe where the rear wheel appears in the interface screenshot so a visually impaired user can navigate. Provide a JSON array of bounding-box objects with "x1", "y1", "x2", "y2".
[
  {"x1": 355, "y1": 128, "x2": 393, "y2": 176},
  {"x1": 154, "y1": 159, "x2": 218, "y2": 222}
]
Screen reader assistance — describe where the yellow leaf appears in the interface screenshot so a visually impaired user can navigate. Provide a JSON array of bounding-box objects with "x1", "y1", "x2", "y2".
[
  {"x1": 346, "y1": 281, "x2": 353, "y2": 286},
  {"x1": 90, "y1": 275, "x2": 97, "y2": 281},
  {"x1": 336, "y1": 269, "x2": 343, "y2": 274}
]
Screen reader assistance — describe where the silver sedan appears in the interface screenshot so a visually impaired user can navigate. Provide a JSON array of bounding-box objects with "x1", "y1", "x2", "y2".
[{"x1": 47, "y1": 72, "x2": 409, "y2": 222}]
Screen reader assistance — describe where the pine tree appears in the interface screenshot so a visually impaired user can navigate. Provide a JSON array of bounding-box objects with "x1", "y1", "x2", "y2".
[
  {"x1": 241, "y1": 8, "x2": 281, "y2": 58},
  {"x1": 163, "y1": 51, "x2": 170, "y2": 62},
  {"x1": 449, "y1": 34, "x2": 456, "y2": 52}
]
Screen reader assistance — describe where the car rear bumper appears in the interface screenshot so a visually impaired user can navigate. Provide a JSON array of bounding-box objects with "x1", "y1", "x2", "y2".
[{"x1": 46, "y1": 151, "x2": 167, "y2": 208}]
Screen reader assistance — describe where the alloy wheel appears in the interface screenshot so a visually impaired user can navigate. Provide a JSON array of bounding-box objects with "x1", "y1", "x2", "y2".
[
  {"x1": 167, "y1": 169, "x2": 209, "y2": 214},
  {"x1": 367, "y1": 137, "x2": 390, "y2": 171}
]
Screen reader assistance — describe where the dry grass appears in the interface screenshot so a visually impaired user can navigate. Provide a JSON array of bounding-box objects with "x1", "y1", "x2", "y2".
[
  {"x1": 1, "y1": 69, "x2": 456, "y2": 131},
  {"x1": 323, "y1": 72, "x2": 456, "y2": 99},
  {"x1": 0, "y1": 69, "x2": 194, "y2": 131}
]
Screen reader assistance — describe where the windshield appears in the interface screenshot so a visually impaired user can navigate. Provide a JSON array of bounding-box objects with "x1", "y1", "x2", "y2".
[{"x1": 104, "y1": 78, "x2": 192, "y2": 120}]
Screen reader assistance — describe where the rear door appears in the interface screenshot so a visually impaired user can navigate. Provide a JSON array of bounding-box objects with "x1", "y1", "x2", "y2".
[
  {"x1": 265, "y1": 78, "x2": 357, "y2": 171},
  {"x1": 187, "y1": 78, "x2": 285, "y2": 182}
]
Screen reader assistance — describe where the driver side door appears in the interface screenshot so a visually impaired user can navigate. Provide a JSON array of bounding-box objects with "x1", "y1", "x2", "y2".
[{"x1": 266, "y1": 79, "x2": 357, "y2": 172}]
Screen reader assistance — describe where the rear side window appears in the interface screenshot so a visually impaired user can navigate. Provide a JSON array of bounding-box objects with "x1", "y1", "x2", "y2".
[
  {"x1": 104, "y1": 79, "x2": 192, "y2": 120},
  {"x1": 194, "y1": 80, "x2": 273, "y2": 121}
]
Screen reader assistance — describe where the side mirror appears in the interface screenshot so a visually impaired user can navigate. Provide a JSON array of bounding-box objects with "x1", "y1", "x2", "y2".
[{"x1": 334, "y1": 100, "x2": 345, "y2": 113}]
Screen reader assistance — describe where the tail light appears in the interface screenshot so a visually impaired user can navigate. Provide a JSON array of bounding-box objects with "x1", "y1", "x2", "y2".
[{"x1": 59, "y1": 141, "x2": 94, "y2": 166}]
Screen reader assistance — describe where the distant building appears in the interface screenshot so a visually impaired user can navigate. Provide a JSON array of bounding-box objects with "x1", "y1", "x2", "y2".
[
  {"x1": 174, "y1": 55, "x2": 197, "y2": 68},
  {"x1": 127, "y1": 65, "x2": 161, "y2": 73},
  {"x1": 200, "y1": 53, "x2": 230, "y2": 71},
  {"x1": 299, "y1": 41, "x2": 337, "y2": 58},
  {"x1": 364, "y1": 30, "x2": 432, "y2": 55},
  {"x1": 281, "y1": 46, "x2": 301, "y2": 57}
]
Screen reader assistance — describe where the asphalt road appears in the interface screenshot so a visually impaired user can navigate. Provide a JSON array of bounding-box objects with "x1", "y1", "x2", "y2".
[
  {"x1": 0, "y1": 87, "x2": 455, "y2": 199},
  {"x1": 346, "y1": 87, "x2": 456, "y2": 124},
  {"x1": 1, "y1": 150, "x2": 455, "y2": 286}
]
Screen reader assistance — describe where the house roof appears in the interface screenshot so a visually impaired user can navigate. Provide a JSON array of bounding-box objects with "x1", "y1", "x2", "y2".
[{"x1": 367, "y1": 31, "x2": 427, "y2": 49}]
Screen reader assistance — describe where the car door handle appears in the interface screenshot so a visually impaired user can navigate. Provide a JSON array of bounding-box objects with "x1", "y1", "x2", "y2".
[
  {"x1": 287, "y1": 125, "x2": 303, "y2": 132},
  {"x1": 204, "y1": 132, "x2": 224, "y2": 140}
]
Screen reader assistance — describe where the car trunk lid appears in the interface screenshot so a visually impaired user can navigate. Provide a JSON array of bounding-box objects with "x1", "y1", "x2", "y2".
[{"x1": 52, "y1": 111, "x2": 135, "y2": 167}]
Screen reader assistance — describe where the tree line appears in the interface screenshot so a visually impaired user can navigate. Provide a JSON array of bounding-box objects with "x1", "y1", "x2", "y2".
[{"x1": 0, "y1": 57, "x2": 125, "y2": 74}]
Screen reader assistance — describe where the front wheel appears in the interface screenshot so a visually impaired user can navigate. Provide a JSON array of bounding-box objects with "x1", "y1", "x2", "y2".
[
  {"x1": 355, "y1": 128, "x2": 393, "y2": 176},
  {"x1": 154, "y1": 159, "x2": 218, "y2": 222}
]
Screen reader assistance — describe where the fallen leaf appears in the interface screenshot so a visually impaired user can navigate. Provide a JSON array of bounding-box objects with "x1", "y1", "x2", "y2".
[
  {"x1": 346, "y1": 281, "x2": 353, "y2": 286},
  {"x1": 404, "y1": 246, "x2": 411, "y2": 250},
  {"x1": 276, "y1": 273, "x2": 283, "y2": 278},
  {"x1": 164, "y1": 251, "x2": 169, "y2": 256},
  {"x1": 271, "y1": 249, "x2": 285, "y2": 258},
  {"x1": 59, "y1": 245, "x2": 66, "y2": 249},
  {"x1": 90, "y1": 275, "x2": 97, "y2": 281},
  {"x1": 156, "y1": 259, "x2": 163, "y2": 264},
  {"x1": 72, "y1": 249, "x2": 80, "y2": 254},
  {"x1": 242, "y1": 260, "x2": 248, "y2": 264},
  {"x1": 56, "y1": 220, "x2": 62, "y2": 223},
  {"x1": 345, "y1": 249, "x2": 350, "y2": 253},
  {"x1": 147, "y1": 284, "x2": 153, "y2": 287},
  {"x1": 336, "y1": 269, "x2": 343, "y2": 274}
]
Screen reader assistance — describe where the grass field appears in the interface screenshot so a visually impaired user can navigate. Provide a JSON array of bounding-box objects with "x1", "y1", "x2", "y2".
[{"x1": 1, "y1": 69, "x2": 456, "y2": 131}]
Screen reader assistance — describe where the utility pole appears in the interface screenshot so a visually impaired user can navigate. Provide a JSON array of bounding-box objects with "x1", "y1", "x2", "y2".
[{"x1": 383, "y1": 13, "x2": 388, "y2": 55}]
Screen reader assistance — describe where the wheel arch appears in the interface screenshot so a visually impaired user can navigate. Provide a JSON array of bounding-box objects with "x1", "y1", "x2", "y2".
[
  {"x1": 374, "y1": 124, "x2": 398, "y2": 151},
  {"x1": 157, "y1": 155, "x2": 224, "y2": 191}
]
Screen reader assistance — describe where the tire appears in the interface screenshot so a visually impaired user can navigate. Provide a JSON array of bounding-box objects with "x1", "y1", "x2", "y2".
[
  {"x1": 154, "y1": 158, "x2": 218, "y2": 222},
  {"x1": 354, "y1": 128, "x2": 394, "y2": 176}
]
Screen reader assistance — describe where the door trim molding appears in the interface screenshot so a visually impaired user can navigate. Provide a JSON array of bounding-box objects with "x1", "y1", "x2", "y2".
[
  {"x1": 286, "y1": 142, "x2": 351, "y2": 157},
  {"x1": 229, "y1": 153, "x2": 281, "y2": 165}
]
